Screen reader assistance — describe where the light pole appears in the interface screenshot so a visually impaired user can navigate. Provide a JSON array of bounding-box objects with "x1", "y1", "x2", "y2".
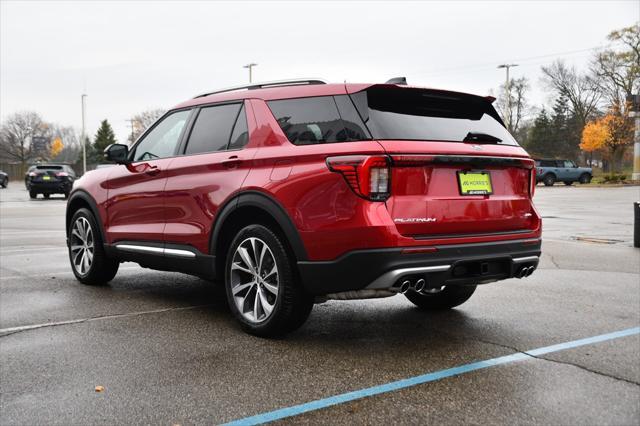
[
  {"x1": 497, "y1": 64, "x2": 518, "y2": 130},
  {"x1": 243, "y1": 63, "x2": 258, "y2": 83},
  {"x1": 630, "y1": 94, "x2": 640, "y2": 181},
  {"x1": 81, "y1": 94, "x2": 87, "y2": 175}
]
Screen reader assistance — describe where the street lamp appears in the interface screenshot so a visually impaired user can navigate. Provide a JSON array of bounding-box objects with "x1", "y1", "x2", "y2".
[
  {"x1": 81, "y1": 94, "x2": 87, "y2": 175},
  {"x1": 497, "y1": 64, "x2": 518, "y2": 130},
  {"x1": 243, "y1": 63, "x2": 258, "y2": 83}
]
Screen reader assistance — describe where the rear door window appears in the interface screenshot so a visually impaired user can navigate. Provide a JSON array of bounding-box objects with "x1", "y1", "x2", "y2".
[
  {"x1": 228, "y1": 105, "x2": 249, "y2": 150},
  {"x1": 268, "y1": 96, "x2": 370, "y2": 145},
  {"x1": 185, "y1": 103, "x2": 242, "y2": 154}
]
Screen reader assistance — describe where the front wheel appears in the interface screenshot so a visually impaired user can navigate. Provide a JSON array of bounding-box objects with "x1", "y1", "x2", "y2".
[
  {"x1": 404, "y1": 285, "x2": 476, "y2": 310},
  {"x1": 543, "y1": 174, "x2": 556, "y2": 186},
  {"x1": 68, "y1": 208, "x2": 119, "y2": 285},
  {"x1": 225, "y1": 224, "x2": 313, "y2": 337}
]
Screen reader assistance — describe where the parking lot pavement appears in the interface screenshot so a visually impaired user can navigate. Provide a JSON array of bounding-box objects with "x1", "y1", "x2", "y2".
[{"x1": 1, "y1": 182, "x2": 639, "y2": 425}]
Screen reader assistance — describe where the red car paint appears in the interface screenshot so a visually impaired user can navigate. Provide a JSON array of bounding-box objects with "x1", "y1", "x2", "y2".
[{"x1": 71, "y1": 83, "x2": 541, "y2": 263}]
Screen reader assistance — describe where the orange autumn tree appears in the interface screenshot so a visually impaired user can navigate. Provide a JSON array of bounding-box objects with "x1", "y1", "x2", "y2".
[{"x1": 581, "y1": 109, "x2": 634, "y2": 174}]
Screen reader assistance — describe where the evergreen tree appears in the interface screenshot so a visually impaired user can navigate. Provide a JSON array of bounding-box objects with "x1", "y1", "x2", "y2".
[
  {"x1": 525, "y1": 108, "x2": 555, "y2": 158},
  {"x1": 92, "y1": 120, "x2": 117, "y2": 164}
]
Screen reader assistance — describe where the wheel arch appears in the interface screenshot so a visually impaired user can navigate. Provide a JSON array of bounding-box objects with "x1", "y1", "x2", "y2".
[
  {"x1": 66, "y1": 190, "x2": 107, "y2": 245},
  {"x1": 210, "y1": 191, "x2": 308, "y2": 278}
]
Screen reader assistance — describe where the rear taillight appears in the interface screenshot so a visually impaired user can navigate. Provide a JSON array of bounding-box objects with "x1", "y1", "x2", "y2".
[
  {"x1": 326, "y1": 155, "x2": 391, "y2": 201},
  {"x1": 529, "y1": 168, "x2": 536, "y2": 198},
  {"x1": 56, "y1": 172, "x2": 68, "y2": 177},
  {"x1": 28, "y1": 172, "x2": 36, "y2": 177}
]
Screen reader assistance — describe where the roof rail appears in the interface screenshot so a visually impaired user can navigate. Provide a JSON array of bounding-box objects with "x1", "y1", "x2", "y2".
[{"x1": 193, "y1": 78, "x2": 328, "y2": 99}]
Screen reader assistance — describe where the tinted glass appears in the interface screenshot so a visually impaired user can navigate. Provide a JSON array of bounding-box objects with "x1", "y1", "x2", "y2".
[
  {"x1": 36, "y1": 165, "x2": 63, "y2": 170},
  {"x1": 133, "y1": 110, "x2": 190, "y2": 161},
  {"x1": 269, "y1": 96, "x2": 354, "y2": 145},
  {"x1": 228, "y1": 105, "x2": 249, "y2": 150},
  {"x1": 185, "y1": 103, "x2": 241, "y2": 154},
  {"x1": 333, "y1": 95, "x2": 371, "y2": 140},
  {"x1": 556, "y1": 161, "x2": 564, "y2": 167},
  {"x1": 540, "y1": 160, "x2": 555, "y2": 167},
  {"x1": 351, "y1": 87, "x2": 518, "y2": 146}
]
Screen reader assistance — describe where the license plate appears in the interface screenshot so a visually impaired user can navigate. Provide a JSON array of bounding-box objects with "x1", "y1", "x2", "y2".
[
  {"x1": 42, "y1": 176, "x2": 51, "y2": 181},
  {"x1": 457, "y1": 171, "x2": 493, "y2": 195}
]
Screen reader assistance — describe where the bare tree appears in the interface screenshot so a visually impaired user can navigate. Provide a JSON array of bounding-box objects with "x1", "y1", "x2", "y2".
[
  {"x1": 495, "y1": 76, "x2": 530, "y2": 134},
  {"x1": 591, "y1": 23, "x2": 640, "y2": 111},
  {"x1": 541, "y1": 60, "x2": 601, "y2": 127},
  {"x1": 0, "y1": 112, "x2": 48, "y2": 172},
  {"x1": 127, "y1": 108, "x2": 166, "y2": 144}
]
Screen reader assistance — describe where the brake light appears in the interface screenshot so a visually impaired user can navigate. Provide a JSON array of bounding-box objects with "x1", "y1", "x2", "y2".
[
  {"x1": 28, "y1": 172, "x2": 36, "y2": 177},
  {"x1": 56, "y1": 172, "x2": 68, "y2": 177},
  {"x1": 326, "y1": 155, "x2": 391, "y2": 201}
]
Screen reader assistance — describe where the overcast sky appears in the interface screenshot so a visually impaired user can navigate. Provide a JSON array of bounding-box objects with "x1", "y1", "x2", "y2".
[{"x1": 1, "y1": 0, "x2": 638, "y2": 143}]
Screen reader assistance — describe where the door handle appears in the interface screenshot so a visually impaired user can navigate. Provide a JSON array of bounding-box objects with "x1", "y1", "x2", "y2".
[
  {"x1": 145, "y1": 165, "x2": 161, "y2": 176},
  {"x1": 222, "y1": 155, "x2": 241, "y2": 169}
]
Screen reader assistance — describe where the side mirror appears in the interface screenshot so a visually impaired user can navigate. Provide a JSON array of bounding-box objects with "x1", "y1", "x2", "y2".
[{"x1": 104, "y1": 144, "x2": 129, "y2": 164}]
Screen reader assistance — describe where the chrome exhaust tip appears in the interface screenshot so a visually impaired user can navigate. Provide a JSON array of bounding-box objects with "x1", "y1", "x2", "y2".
[
  {"x1": 399, "y1": 280, "x2": 412, "y2": 294},
  {"x1": 516, "y1": 267, "x2": 525, "y2": 278},
  {"x1": 414, "y1": 278, "x2": 426, "y2": 293},
  {"x1": 525, "y1": 266, "x2": 535, "y2": 277}
]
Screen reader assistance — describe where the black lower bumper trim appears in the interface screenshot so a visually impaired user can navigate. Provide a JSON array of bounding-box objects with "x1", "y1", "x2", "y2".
[{"x1": 297, "y1": 239, "x2": 541, "y2": 295}]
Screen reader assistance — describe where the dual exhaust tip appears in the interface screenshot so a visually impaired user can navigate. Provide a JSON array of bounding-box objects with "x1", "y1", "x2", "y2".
[
  {"x1": 516, "y1": 265, "x2": 535, "y2": 278},
  {"x1": 398, "y1": 278, "x2": 427, "y2": 294}
]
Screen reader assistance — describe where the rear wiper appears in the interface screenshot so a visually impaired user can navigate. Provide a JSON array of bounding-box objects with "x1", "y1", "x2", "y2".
[{"x1": 463, "y1": 132, "x2": 502, "y2": 144}]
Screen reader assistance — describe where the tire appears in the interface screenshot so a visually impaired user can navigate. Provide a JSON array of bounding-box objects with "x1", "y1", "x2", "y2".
[
  {"x1": 543, "y1": 174, "x2": 556, "y2": 186},
  {"x1": 225, "y1": 224, "x2": 313, "y2": 337},
  {"x1": 29, "y1": 190, "x2": 37, "y2": 199},
  {"x1": 404, "y1": 285, "x2": 477, "y2": 310},
  {"x1": 43, "y1": 193, "x2": 50, "y2": 199},
  {"x1": 1, "y1": 179, "x2": 6, "y2": 188},
  {"x1": 563, "y1": 181, "x2": 573, "y2": 186},
  {"x1": 68, "y1": 208, "x2": 119, "y2": 285},
  {"x1": 579, "y1": 173, "x2": 591, "y2": 184},
  {"x1": 64, "y1": 191, "x2": 70, "y2": 199}
]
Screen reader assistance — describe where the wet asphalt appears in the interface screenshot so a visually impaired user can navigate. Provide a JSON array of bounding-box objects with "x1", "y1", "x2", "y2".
[{"x1": 0, "y1": 183, "x2": 639, "y2": 425}]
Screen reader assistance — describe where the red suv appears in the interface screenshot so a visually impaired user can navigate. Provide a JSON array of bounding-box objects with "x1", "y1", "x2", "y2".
[{"x1": 66, "y1": 79, "x2": 541, "y2": 336}]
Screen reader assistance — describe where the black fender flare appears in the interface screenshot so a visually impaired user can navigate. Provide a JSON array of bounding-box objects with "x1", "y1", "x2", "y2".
[
  {"x1": 66, "y1": 190, "x2": 107, "y2": 245},
  {"x1": 210, "y1": 191, "x2": 308, "y2": 261}
]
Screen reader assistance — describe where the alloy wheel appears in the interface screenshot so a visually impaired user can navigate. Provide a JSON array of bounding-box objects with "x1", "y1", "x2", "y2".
[
  {"x1": 229, "y1": 237, "x2": 279, "y2": 324},
  {"x1": 70, "y1": 217, "x2": 94, "y2": 276}
]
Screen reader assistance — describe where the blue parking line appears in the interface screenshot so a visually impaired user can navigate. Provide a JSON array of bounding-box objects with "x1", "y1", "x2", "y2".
[{"x1": 223, "y1": 326, "x2": 640, "y2": 426}]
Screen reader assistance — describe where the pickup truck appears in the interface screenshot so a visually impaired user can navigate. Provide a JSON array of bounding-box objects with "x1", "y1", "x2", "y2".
[{"x1": 535, "y1": 159, "x2": 592, "y2": 186}]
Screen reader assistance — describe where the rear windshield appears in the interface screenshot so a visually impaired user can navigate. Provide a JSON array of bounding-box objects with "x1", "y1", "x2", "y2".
[
  {"x1": 350, "y1": 86, "x2": 518, "y2": 146},
  {"x1": 35, "y1": 165, "x2": 63, "y2": 170}
]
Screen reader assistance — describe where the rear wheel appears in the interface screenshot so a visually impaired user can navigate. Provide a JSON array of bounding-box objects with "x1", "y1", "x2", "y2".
[
  {"x1": 404, "y1": 285, "x2": 476, "y2": 310},
  {"x1": 29, "y1": 190, "x2": 37, "y2": 199},
  {"x1": 579, "y1": 173, "x2": 591, "y2": 184},
  {"x1": 543, "y1": 174, "x2": 556, "y2": 186},
  {"x1": 68, "y1": 208, "x2": 119, "y2": 285},
  {"x1": 225, "y1": 224, "x2": 313, "y2": 337}
]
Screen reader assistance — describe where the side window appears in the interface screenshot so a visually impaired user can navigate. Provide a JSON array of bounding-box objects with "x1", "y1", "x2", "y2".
[
  {"x1": 185, "y1": 103, "x2": 241, "y2": 155},
  {"x1": 228, "y1": 105, "x2": 249, "y2": 150},
  {"x1": 334, "y1": 95, "x2": 371, "y2": 141},
  {"x1": 268, "y1": 96, "x2": 361, "y2": 145},
  {"x1": 564, "y1": 160, "x2": 575, "y2": 168},
  {"x1": 556, "y1": 160, "x2": 565, "y2": 168},
  {"x1": 133, "y1": 110, "x2": 190, "y2": 161}
]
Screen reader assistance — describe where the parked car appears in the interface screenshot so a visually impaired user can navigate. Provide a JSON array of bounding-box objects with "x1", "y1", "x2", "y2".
[
  {"x1": 0, "y1": 170, "x2": 8, "y2": 188},
  {"x1": 535, "y1": 159, "x2": 592, "y2": 186},
  {"x1": 26, "y1": 164, "x2": 76, "y2": 198},
  {"x1": 66, "y1": 79, "x2": 541, "y2": 336}
]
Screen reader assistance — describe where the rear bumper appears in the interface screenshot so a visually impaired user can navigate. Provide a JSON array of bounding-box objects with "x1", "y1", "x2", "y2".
[
  {"x1": 297, "y1": 238, "x2": 541, "y2": 295},
  {"x1": 28, "y1": 181, "x2": 72, "y2": 193}
]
